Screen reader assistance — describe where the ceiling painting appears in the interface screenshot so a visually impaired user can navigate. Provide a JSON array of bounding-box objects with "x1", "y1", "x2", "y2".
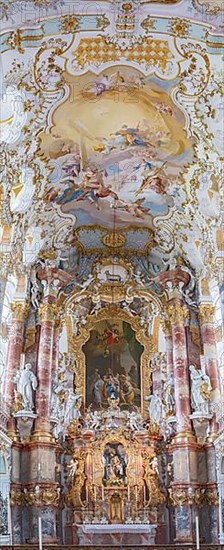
[
  {"x1": 40, "y1": 67, "x2": 193, "y2": 232},
  {"x1": 0, "y1": 0, "x2": 223, "y2": 282}
]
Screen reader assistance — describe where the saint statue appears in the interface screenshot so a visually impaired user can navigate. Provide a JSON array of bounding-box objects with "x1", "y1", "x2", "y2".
[
  {"x1": 189, "y1": 364, "x2": 212, "y2": 412},
  {"x1": 145, "y1": 391, "x2": 163, "y2": 423},
  {"x1": 13, "y1": 363, "x2": 37, "y2": 411},
  {"x1": 163, "y1": 374, "x2": 175, "y2": 416},
  {"x1": 64, "y1": 390, "x2": 82, "y2": 427}
]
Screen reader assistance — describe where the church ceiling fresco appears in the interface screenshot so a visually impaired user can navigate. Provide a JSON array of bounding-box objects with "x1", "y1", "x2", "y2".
[
  {"x1": 0, "y1": 0, "x2": 223, "y2": 280},
  {"x1": 41, "y1": 68, "x2": 193, "y2": 231}
]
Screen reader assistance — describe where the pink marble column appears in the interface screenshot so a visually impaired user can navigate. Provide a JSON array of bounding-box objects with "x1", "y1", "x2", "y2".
[
  {"x1": 33, "y1": 268, "x2": 71, "y2": 440},
  {"x1": 199, "y1": 304, "x2": 221, "y2": 433},
  {"x1": 3, "y1": 301, "x2": 29, "y2": 436},
  {"x1": 34, "y1": 301, "x2": 57, "y2": 438},
  {"x1": 157, "y1": 268, "x2": 193, "y2": 435},
  {"x1": 3, "y1": 302, "x2": 29, "y2": 403},
  {"x1": 157, "y1": 267, "x2": 195, "y2": 544},
  {"x1": 168, "y1": 301, "x2": 192, "y2": 435},
  {"x1": 161, "y1": 319, "x2": 174, "y2": 375}
]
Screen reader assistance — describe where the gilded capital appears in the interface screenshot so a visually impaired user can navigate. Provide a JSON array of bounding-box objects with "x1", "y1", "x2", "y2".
[
  {"x1": 169, "y1": 487, "x2": 194, "y2": 506},
  {"x1": 38, "y1": 302, "x2": 60, "y2": 323},
  {"x1": 10, "y1": 487, "x2": 23, "y2": 507},
  {"x1": 199, "y1": 304, "x2": 215, "y2": 324},
  {"x1": 10, "y1": 301, "x2": 29, "y2": 322},
  {"x1": 23, "y1": 486, "x2": 61, "y2": 507},
  {"x1": 167, "y1": 303, "x2": 189, "y2": 326},
  {"x1": 205, "y1": 487, "x2": 219, "y2": 506},
  {"x1": 160, "y1": 315, "x2": 171, "y2": 336}
]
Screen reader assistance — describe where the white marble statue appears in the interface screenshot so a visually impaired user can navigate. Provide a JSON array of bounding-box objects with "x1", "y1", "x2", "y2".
[
  {"x1": 64, "y1": 390, "x2": 82, "y2": 426},
  {"x1": 150, "y1": 456, "x2": 159, "y2": 477},
  {"x1": 71, "y1": 308, "x2": 80, "y2": 336},
  {"x1": 88, "y1": 410, "x2": 101, "y2": 431},
  {"x1": 14, "y1": 363, "x2": 37, "y2": 411},
  {"x1": 127, "y1": 410, "x2": 143, "y2": 432},
  {"x1": 163, "y1": 374, "x2": 175, "y2": 416},
  {"x1": 145, "y1": 391, "x2": 163, "y2": 424},
  {"x1": 189, "y1": 364, "x2": 212, "y2": 412},
  {"x1": 30, "y1": 285, "x2": 39, "y2": 310},
  {"x1": 133, "y1": 267, "x2": 145, "y2": 286},
  {"x1": 67, "y1": 457, "x2": 79, "y2": 479},
  {"x1": 50, "y1": 375, "x2": 65, "y2": 418}
]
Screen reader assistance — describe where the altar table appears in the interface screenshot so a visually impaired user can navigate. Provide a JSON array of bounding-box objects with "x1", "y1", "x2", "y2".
[{"x1": 74, "y1": 523, "x2": 157, "y2": 546}]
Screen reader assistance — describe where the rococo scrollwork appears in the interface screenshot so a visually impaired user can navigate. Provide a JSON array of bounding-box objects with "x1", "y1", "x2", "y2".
[{"x1": 0, "y1": 0, "x2": 223, "y2": 545}]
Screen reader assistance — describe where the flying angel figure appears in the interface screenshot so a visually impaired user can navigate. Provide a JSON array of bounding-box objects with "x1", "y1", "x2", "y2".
[{"x1": 136, "y1": 162, "x2": 167, "y2": 196}]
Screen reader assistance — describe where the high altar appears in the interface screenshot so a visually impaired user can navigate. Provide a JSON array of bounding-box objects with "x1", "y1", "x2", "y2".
[
  {"x1": 64, "y1": 404, "x2": 164, "y2": 545},
  {"x1": 0, "y1": 0, "x2": 223, "y2": 546},
  {"x1": 58, "y1": 302, "x2": 166, "y2": 545}
]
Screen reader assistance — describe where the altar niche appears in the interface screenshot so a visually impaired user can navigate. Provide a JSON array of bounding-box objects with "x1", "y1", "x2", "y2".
[
  {"x1": 83, "y1": 319, "x2": 143, "y2": 411},
  {"x1": 102, "y1": 442, "x2": 128, "y2": 486}
]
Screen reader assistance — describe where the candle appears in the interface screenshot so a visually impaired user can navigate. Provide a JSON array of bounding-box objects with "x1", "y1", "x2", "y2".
[
  {"x1": 92, "y1": 454, "x2": 95, "y2": 484},
  {"x1": 102, "y1": 485, "x2": 104, "y2": 501},
  {"x1": 94, "y1": 485, "x2": 97, "y2": 501},
  {"x1": 219, "y1": 495, "x2": 223, "y2": 539},
  {"x1": 143, "y1": 485, "x2": 146, "y2": 506},
  {"x1": 127, "y1": 486, "x2": 130, "y2": 502},
  {"x1": 38, "y1": 515, "x2": 43, "y2": 550},
  {"x1": 135, "y1": 485, "x2": 138, "y2": 504},
  {"x1": 195, "y1": 514, "x2": 200, "y2": 550},
  {"x1": 20, "y1": 353, "x2": 25, "y2": 368},
  {"x1": 86, "y1": 484, "x2": 88, "y2": 504}
]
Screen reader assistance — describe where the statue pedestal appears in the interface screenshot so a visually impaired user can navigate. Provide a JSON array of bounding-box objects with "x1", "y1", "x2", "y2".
[
  {"x1": 13, "y1": 410, "x2": 37, "y2": 438},
  {"x1": 190, "y1": 411, "x2": 212, "y2": 441},
  {"x1": 67, "y1": 523, "x2": 157, "y2": 546}
]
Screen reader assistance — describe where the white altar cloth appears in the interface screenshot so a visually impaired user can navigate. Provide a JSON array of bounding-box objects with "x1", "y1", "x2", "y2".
[{"x1": 80, "y1": 524, "x2": 156, "y2": 533}]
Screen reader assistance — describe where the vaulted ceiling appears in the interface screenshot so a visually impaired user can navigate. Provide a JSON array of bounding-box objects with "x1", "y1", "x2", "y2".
[{"x1": 0, "y1": 0, "x2": 223, "y2": 283}]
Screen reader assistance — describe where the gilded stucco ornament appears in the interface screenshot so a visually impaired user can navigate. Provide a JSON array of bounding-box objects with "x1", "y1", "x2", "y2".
[
  {"x1": 142, "y1": 448, "x2": 165, "y2": 507},
  {"x1": 66, "y1": 450, "x2": 86, "y2": 509},
  {"x1": 10, "y1": 487, "x2": 23, "y2": 507},
  {"x1": 23, "y1": 486, "x2": 61, "y2": 507},
  {"x1": 169, "y1": 487, "x2": 192, "y2": 506},
  {"x1": 169, "y1": 18, "x2": 190, "y2": 38},
  {"x1": 10, "y1": 302, "x2": 30, "y2": 322},
  {"x1": 205, "y1": 486, "x2": 219, "y2": 506},
  {"x1": 193, "y1": 0, "x2": 224, "y2": 16},
  {"x1": 198, "y1": 304, "x2": 215, "y2": 324},
  {"x1": 167, "y1": 303, "x2": 189, "y2": 326},
  {"x1": 1, "y1": 13, "x2": 221, "y2": 274},
  {"x1": 38, "y1": 302, "x2": 60, "y2": 323},
  {"x1": 59, "y1": 15, "x2": 81, "y2": 33}
]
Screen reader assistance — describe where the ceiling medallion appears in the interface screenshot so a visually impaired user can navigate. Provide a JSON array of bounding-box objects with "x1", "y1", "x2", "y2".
[{"x1": 102, "y1": 232, "x2": 126, "y2": 248}]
